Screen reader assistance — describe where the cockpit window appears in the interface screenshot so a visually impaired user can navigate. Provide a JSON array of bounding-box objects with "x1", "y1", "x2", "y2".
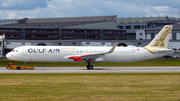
[
  {"x1": 11, "y1": 50, "x2": 18, "y2": 52},
  {"x1": 11, "y1": 50, "x2": 15, "y2": 52}
]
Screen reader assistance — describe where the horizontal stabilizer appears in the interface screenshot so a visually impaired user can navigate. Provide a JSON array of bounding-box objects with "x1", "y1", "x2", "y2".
[{"x1": 156, "y1": 49, "x2": 174, "y2": 54}]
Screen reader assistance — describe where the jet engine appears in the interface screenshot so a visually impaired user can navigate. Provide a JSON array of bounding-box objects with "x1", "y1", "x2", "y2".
[{"x1": 68, "y1": 56, "x2": 82, "y2": 61}]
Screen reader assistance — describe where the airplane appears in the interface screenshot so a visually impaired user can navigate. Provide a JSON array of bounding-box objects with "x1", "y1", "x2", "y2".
[{"x1": 6, "y1": 25, "x2": 174, "y2": 70}]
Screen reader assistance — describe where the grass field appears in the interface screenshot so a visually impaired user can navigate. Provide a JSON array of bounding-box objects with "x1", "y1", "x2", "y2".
[
  {"x1": 1, "y1": 58, "x2": 180, "y2": 100},
  {"x1": 1, "y1": 58, "x2": 180, "y2": 67},
  {"x1": 0, "y1": 73, "x2": 180, "y2": 101}
]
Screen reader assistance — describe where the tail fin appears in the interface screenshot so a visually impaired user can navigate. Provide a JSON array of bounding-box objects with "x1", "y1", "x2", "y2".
[{"x1": 145, "y1": 25, "x2": 173, "y2": 49}]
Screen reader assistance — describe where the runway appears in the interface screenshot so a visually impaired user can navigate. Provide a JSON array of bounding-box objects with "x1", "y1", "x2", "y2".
[{"x1": 1, "y1": 67, "x2": 180, "y2": 73}]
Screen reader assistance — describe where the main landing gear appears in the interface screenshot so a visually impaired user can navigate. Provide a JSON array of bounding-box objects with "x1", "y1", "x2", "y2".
[
  {"x1": 87, "y1": 59, "x2": 93, "y2": 70},
  {"x1": 87, "y1": 65, "x2": 93, "y2": 70}
]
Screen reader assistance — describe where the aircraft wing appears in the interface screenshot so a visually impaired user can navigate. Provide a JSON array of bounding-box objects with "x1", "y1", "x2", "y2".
[
  {"x1": 68, "y1": 43, "x2": 117, "y2": 62},
  {"x1": 81, "y1": 43, "x2": 117, "y2": 57}
]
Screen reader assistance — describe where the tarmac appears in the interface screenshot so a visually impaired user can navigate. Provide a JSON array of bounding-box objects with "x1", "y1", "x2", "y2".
[{"x1": 1, "y1": 66, "x2": 180, "y2": 73}]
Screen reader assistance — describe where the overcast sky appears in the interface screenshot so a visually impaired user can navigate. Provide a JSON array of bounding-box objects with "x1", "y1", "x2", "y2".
[{"x1": 0, "y1": 0, "x2": 180, "y2": 19}]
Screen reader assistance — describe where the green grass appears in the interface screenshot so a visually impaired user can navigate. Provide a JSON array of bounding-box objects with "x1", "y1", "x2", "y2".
[
  {"x1": 0, "y1": 73, "x2": 180, "y2": 101},
  {"x1": 1, "y1": 58, "x2": 180, "y2": 67}
]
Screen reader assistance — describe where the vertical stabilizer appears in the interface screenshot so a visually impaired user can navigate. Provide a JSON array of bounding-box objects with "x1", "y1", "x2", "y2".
[{"x1": 145, "y1": 25, "x2": 173, "y2": 49}]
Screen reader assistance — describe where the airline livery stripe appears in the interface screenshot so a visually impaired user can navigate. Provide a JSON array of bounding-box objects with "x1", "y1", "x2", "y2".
[{"x1": 143, "y1": 47, "x2": 156, "y2": 54}]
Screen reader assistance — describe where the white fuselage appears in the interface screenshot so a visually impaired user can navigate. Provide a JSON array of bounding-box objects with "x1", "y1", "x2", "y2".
[{"x1": 6, "y1": 46, "x2": 169, "y2": 63}]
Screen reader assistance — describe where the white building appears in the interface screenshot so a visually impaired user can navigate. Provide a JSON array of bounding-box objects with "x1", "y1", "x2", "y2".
[{"x1": 0, "y1": 34, "x2": 5, "y2": 57}]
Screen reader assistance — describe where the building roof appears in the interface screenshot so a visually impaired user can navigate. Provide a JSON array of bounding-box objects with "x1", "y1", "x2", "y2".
[
  {"x1": 0, "y1": 15, "x2": 117, "y2": 28},
  {"x1": 117, "y1": 16, "x2": 179, "y2": 23},
  {"x1": 26, "y1": 15, "x2": 116, "y2": 23}
]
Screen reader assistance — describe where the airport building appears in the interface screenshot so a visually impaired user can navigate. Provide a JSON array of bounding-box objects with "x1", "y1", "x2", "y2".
[
  {"x1": 0, "y1": 19, "x2": 20, "y2": 25},
  {"x1": 117, "y1": 16, "x2": 180, "y2": 49},
  {"x1": 117, "y1": 16, "x2": 179, "y2": 40},
  {"x1": 0, "y1": 15, "x2": 127, "y2": 56},
  {"x1": 0, "y1": 34, "x2": 5, "y2": 57},
  {"x1": 0, "y1": 15, "x2": 180, "y2": 57}
]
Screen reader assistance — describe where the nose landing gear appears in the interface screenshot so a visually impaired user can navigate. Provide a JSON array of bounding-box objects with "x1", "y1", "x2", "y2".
[
  {"x1": 87, "y1": 59, "x2": 93, "y2": 70},
  {"x1": 24, "y1": 61, "x2": 27, "y2": 66}
]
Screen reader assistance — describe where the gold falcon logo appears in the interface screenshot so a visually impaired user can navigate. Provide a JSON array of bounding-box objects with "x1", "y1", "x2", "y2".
[{"x1": 151, "y1": 27, "x2": 171, "y2": 48}]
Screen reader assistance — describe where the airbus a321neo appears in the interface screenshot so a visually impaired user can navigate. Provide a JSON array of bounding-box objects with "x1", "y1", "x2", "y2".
[{"x1": 6, "y1": 25, "x2": 174, "y2": 70}]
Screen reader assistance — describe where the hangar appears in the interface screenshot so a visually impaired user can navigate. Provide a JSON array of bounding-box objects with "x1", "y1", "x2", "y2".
[
  {"x1": 0, "y1": 15, "x2": 126, "y2": 56},
  {"x1": 0, "y1": 15, "x2": 180, "y2": 57}
]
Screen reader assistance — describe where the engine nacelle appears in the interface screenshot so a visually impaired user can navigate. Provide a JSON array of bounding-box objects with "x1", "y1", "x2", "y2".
[
  {"x1": 95, "y1": 58, "x2": 106, "y2": 62},
  {"x1": 68, "y1": 56, "x2": 82, "y2": 61}
]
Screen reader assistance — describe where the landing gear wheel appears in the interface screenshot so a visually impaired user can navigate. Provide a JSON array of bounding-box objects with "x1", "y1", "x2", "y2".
[
  {"x1": 16, "y1": 66, "x2": 21, "y2": 70},
  {"x1": 87, "y1": 65, "x2": 93, "y2": 70}
]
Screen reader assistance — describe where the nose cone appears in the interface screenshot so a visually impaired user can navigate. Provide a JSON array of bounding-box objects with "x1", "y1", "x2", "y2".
[
  {"x1": 6, "y1": 52, "x2": 15, "y2": 60},
  {"x1": 6, "y1": 52, "x2": 12, "y2": 59}
]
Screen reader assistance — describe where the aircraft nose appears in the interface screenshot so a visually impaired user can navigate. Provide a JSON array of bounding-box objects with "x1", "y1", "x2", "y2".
[
  {"x1": 6, "y1": 52, "x2": 18, "y2": 61},
  {"x1": 6, "y1": 52, "x2": 12, "y2": 59}
]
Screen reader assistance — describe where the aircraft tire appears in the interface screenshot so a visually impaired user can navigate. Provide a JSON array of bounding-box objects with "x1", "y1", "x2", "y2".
[
  {"x1": 86, "y1": 65, "x2": 89, "y2": 69},
  {"x1": 87, "y1": 65, "x2": 93, "y2": 70},
  {"x1": 16, "y1": 66, "x2": 21, "y2": 70}
]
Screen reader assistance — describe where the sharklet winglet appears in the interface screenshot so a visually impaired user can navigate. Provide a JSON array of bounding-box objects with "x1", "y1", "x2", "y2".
[{"x1": 107, "y1": 43, "x2": 118, "y2": 53}]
